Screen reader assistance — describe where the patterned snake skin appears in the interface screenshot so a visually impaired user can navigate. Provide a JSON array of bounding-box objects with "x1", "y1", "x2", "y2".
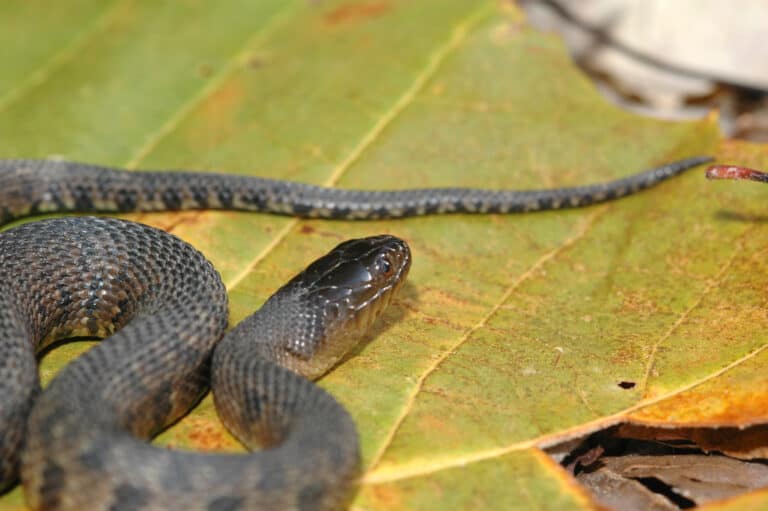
[
  {"x1": 0, "y1": 156, "x2": 711, "y2": 510},
  {"x1": 0, "y1": 157, "x2": 712, "y2": 222},
  {"x1": 1, "y1": 218, "x2": 410, "y2": 510}
]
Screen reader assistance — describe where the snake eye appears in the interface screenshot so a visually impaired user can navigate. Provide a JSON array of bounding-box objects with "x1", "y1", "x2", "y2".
[{"x1": 379, "y1": 254, "x2": 393, "y2": 276}]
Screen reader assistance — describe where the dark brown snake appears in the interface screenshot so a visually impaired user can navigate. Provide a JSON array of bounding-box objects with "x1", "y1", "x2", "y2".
[{"x1": 0, "y1": 156, "x2": 712, "y2": 510}]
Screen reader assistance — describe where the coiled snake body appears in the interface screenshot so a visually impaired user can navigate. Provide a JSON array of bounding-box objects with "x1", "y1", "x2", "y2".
[{"x1": 0, "y1": 156, "x2": 711, "y2": 510}]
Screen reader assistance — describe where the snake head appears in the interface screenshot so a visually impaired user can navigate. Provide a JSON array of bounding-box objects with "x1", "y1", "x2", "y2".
[
  {"x1": 297, "y1": 234, "x2": 411, "y2": 312},
  {"x1": 278, "y1": 234, "x2": 411, "y2": 379}
]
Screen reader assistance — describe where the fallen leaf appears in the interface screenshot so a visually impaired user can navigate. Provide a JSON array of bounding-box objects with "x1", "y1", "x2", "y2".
[{"x1": 4, "y1": 1, "x2": 767, "y2": 510}]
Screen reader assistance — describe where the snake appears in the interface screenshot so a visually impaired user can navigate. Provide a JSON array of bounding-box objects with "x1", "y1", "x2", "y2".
[{"x1": 0, "y1": 155, "x2": 712, "y2": 510}]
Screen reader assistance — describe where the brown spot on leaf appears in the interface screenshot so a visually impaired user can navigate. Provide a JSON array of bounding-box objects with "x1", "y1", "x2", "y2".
[
  {"x1": 617, "y1": 289, "x2": 661, "y2": 318},
  {"x1": 417, "y1": 413, "x2": 460, "y2": 442},
  {"x1": 247, "y1": 56, "x2": 265, "y2": 69},
  {"x1": 325, "y1": 1, "x2": 391, "y2": 26},
  {"x1": 188, "y1": 77, "x2": 246, "y2": 149},
  {"x1": 367, "y1": 483, "x2": 404, "y2": 508},
  {"x1": 186, "y1": 419, "x2": 236, "y2": 450},
  {"x1": 198, "y1": 63, "x2": 214, "y2": 79},
  {"x1": 204, "y1": 78, "x2": 245, "y2": 121}
]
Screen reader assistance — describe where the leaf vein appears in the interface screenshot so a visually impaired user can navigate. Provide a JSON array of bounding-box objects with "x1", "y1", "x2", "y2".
[
  {"x1": 638, "y1": 227, "x2": 751, "y2": 395},
  {"x1": 365, "y1": 321, "x2": 768, "y2": 484},
  {"x1": 0, "y1": 0, "x2": 124, "y2": 115},
  {"x1": 366, "y1": 206, "x2": 610, "y2": 475},
  {"x1": 224, "y1": 2, "x2": 495, "y2": 292},
  {"x1": 125, "y1": 1, "x2": 303, "y2": 169}
]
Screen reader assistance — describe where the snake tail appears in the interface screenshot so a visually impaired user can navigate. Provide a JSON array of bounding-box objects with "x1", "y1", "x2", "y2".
[{"x1": 0, "y1": 156, "x2": 713, "y2": 224}]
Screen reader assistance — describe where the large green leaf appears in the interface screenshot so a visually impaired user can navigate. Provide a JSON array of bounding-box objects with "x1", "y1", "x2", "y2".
[{"x1": 3, "y1": 1, "x2": 764, "y2": 509}]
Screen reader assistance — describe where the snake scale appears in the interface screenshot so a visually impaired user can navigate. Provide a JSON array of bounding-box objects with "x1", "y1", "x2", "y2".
[{"x1": 0, "y1": 156, "x2": 712, "y2": 510}]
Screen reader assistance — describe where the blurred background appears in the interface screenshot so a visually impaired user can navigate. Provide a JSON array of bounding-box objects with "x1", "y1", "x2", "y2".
[{"x1": 519, "y1": 0, "x2": 768, "y2": 141}]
